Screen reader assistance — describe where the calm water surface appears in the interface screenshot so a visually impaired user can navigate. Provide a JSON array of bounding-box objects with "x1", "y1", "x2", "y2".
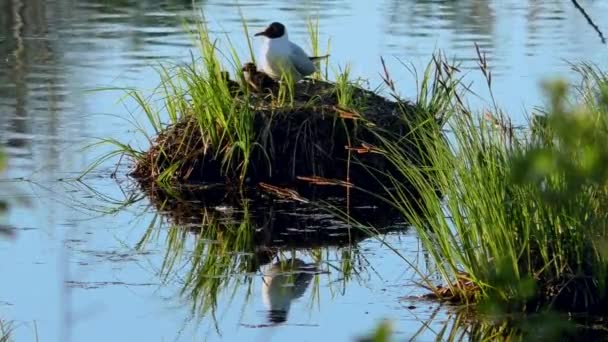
[{"x1": 1, "y1": 0, "x2": 607, "y2": 341}]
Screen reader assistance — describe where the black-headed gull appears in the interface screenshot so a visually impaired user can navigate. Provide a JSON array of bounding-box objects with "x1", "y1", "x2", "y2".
[{"x1": 254, "y1": 22, "x2": 328, "y2": 82}]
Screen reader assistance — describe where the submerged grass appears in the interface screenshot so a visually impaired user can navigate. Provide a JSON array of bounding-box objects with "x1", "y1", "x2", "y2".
[{"x1": 366, "y1": 50, "x2": 608, "y2": 313}]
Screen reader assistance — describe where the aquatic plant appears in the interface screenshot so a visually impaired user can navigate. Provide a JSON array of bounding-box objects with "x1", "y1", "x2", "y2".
[{"x1": 368, "y1": 49, "x2": 608, "y2": 313}]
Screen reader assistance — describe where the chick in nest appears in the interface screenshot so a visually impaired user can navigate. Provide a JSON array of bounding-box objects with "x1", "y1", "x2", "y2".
[{"x1": 242, "y1": 62, "x2": 276, "y2": 93}]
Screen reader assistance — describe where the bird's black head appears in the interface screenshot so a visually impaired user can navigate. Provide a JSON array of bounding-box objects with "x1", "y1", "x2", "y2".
[{"x1": 254, "y1": 22, "x2": 286, "y2": 39}]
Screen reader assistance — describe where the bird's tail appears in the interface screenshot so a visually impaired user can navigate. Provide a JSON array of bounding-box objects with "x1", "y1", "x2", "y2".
[{"x1": 309, "y1": 54, "x2": 330, "y2": 62}]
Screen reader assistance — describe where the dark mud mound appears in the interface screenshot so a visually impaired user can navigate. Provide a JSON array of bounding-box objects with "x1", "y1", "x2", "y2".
[{"x1": 131, "y1": 76, "x2": 426, "y2": 193}]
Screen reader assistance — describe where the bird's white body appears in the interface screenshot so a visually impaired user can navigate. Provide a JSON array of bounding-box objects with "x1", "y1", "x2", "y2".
[{"x1": 258, "y1": 32, "x2": 316, "y2": 82}]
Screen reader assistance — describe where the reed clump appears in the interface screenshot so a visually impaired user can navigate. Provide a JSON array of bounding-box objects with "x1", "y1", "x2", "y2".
[{"x1": 369, "y1": 51, "x2": 608, "y2": 314}]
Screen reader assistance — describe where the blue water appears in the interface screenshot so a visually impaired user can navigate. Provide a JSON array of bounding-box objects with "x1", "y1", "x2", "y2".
[{"x1": 1, "y1": 0, "x2": 607, "y2": 341}]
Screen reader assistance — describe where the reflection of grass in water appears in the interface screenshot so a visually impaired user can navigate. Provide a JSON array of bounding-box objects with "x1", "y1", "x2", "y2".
[
  {"x1": 179, "y1": 206, "x2": 258, "y2": 317},
  {"x1": 134, "y1": 195, "x2": 372, "y2": 327},
  {"x1": 136, "y1": 205, "x2": 258, "y2": 319},
  {"x1": 0, "y1": 319, "x2": 21, "y2": 342},
  {"x1": 0, "y1": 150, "x2": 7, "y2": 236},
  {"x1": 0, "y1": 149, "x2": 16, "y2": 239},
  {"x1": 58, "y1": 177, "x2": 402, "y2": 337},
  {"x1": 409, "y1": 308, "x2": 577, "y2": 341},
  {"x1": 363, "y1": 307, "x2": 608, "y2": 341}
]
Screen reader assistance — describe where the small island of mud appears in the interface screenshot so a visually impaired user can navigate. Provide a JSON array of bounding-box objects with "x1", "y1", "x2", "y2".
[{"x1": 130, "y1": 69, "x2": 435, "y2": 198}]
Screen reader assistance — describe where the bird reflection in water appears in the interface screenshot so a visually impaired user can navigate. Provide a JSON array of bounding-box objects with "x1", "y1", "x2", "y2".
[{"x1": 261, "y1": 258, "x2": 316, "y2": 324}]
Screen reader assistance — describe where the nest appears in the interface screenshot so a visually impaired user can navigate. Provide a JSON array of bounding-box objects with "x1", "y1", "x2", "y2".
[{"x1": 131, "y1": 73, "x2": 427, "y2": 194}]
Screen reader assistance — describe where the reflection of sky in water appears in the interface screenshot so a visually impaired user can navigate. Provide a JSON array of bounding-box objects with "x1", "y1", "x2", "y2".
[
  {"x1": 0, "y1": 178, "x2": 432, "y2": 341},
  {"x1": 0, "y1": 0, "x2": 607, "y2": 341}
]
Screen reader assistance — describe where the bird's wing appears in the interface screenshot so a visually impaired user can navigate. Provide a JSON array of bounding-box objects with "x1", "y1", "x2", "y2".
[{"x1": 288, "y1": 42, "x2": 316, "y2": 77}]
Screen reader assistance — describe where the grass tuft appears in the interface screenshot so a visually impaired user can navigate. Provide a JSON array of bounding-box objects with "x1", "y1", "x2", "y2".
[{"x1": 366, "y1": 49, "x2": 608, "y2": 313}]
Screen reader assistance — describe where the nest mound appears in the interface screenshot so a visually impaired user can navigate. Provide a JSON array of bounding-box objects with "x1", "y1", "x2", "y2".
[{"x1": 132, "y1": 76, "x2": 425, "y2": 192}]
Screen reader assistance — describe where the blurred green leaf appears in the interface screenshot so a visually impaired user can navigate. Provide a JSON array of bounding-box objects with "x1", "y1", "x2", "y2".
[{"x1": 358, "y1": 320, "x2": 392, "y2": 342}]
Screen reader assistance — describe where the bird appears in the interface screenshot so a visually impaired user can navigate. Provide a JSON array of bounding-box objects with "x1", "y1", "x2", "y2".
[
  {"x1": 254, "y1": 22, "x2": 329, "y2": 82},
  {"x1": 241, "y1": 62, "x2": 276, "y2": 93},
  {"x1": 261, "y1": 258, "x2": 315, "y2": 324}
]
